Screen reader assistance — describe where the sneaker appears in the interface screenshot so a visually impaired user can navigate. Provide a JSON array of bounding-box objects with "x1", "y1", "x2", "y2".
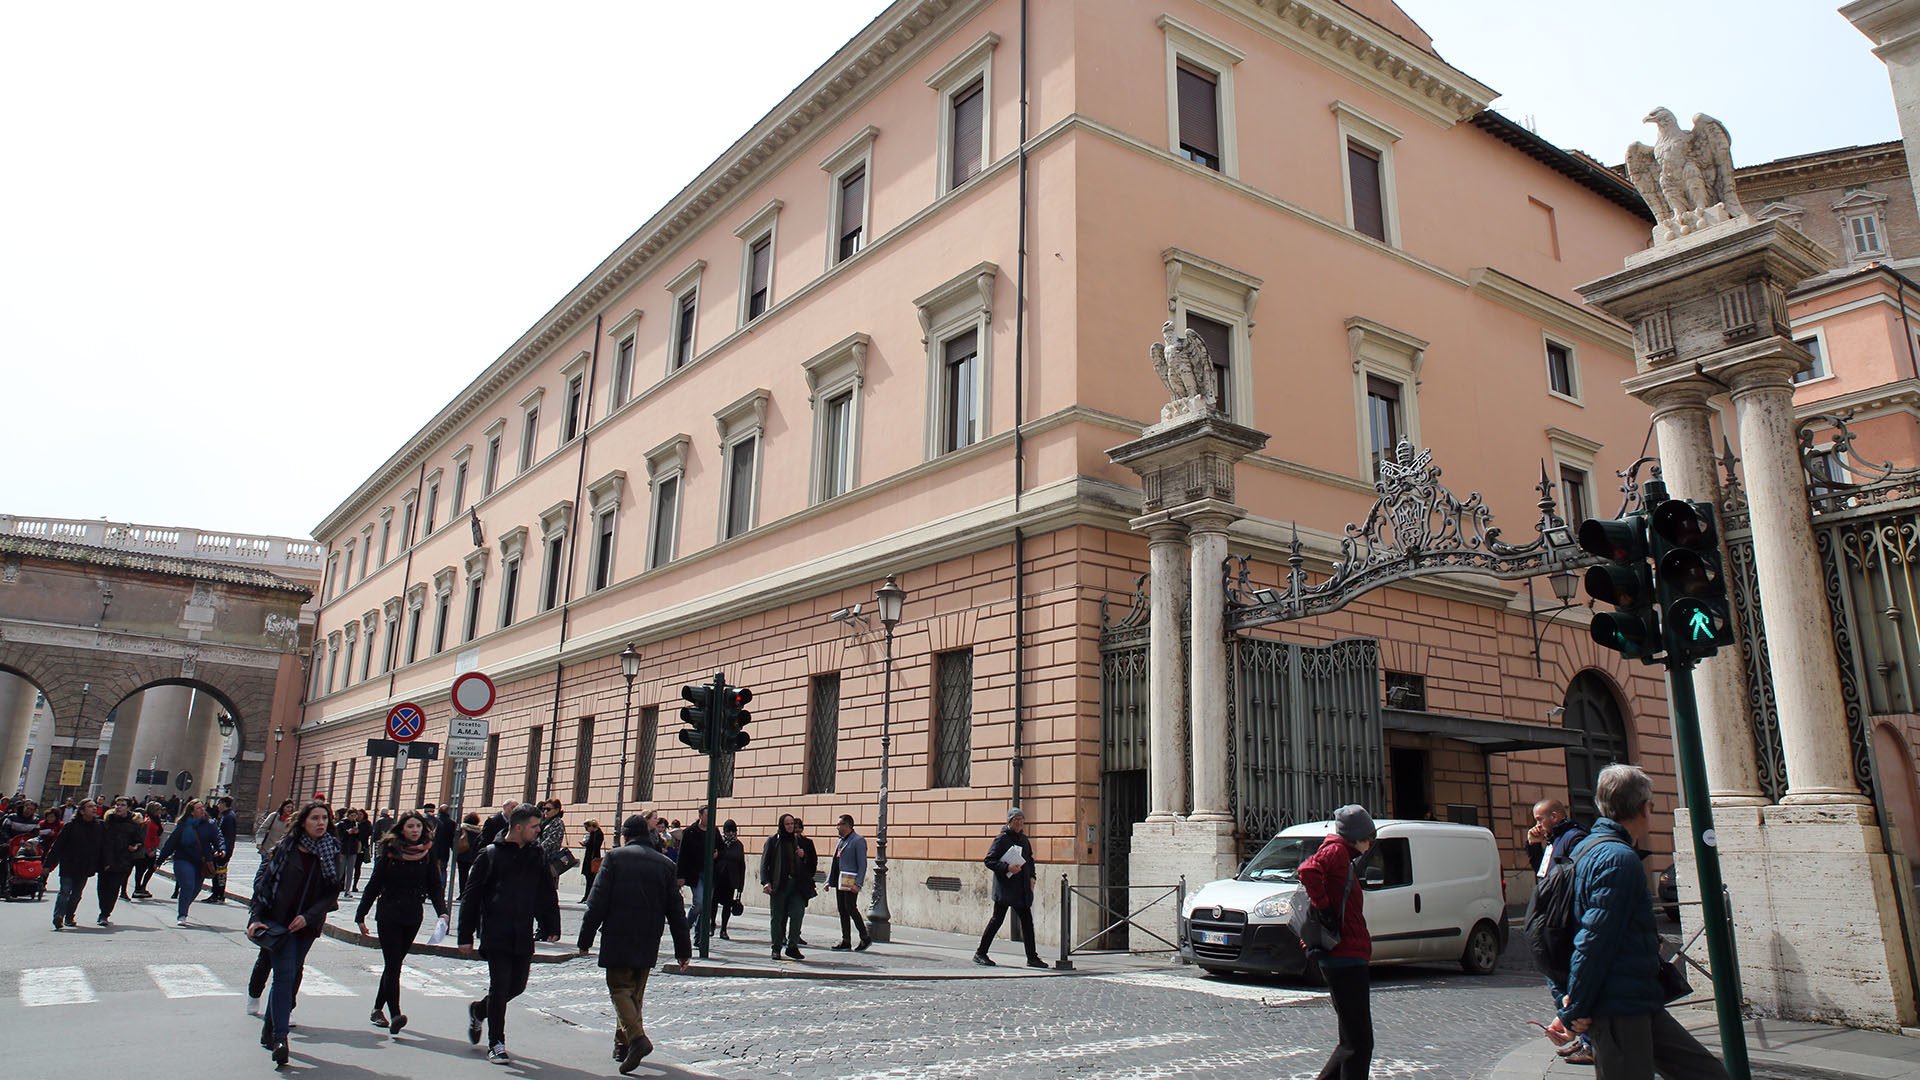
[
  {"x1": 388, "y1": 1013, "x2": 407, "y2": 1035},
  {"x1": 370, "y1": 1009, "x2": 388, "y2": 1028},
  {"x1": 830, "y1": 940, "x2": 852, "y2": 951},
  {"x1": 1027, "y1": 956, "x2": 1049, "y2": 969},
  {"x1": 972, "y1": 953, "x2": 996, "y2": 967},
  {"x1": 96, "y1": 916, "x2": 110, "y2": 927},
  {"x1": 246, "y1": 996, "x2": 263, "y2": 1017},
  {"x1": 619, "y1": 1035, "x2": 654, "y2": 1074},
  {"x1": 488, "y1": 1043, "x2": 510, "y2": 1064},
  {"x1": 784, "y1": 946, "x2": 805, "y2": 961},
  {"x1": 772, "y1": 949, "x2": 783, "y2": 962},
  {"x1": 467, "y1": 1004, "x2": 484, "y2": 1045},
  {"x1": 271, "y1": 1035, "x2": 289, "y2": 1066},
  {"x1": 64, "y1": 916, "x2": 76, "y2": 928}
]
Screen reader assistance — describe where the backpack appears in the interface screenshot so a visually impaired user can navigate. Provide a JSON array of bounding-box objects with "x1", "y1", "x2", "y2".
[
  {"x1": 1524, "y1": 854, "x2": 1580, "y2": 975},
  {"x1": 1289, "y1": 850, "x2": 1359, "y2": 953}
]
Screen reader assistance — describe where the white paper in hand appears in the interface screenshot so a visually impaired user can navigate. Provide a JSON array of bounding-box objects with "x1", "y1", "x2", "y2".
[
  {"x1": 1002, "y1": 847, "x2": 1026, "y2": 870},
  {"x1": 428, "y1": 916, "x2": 449, "y2": 946}
]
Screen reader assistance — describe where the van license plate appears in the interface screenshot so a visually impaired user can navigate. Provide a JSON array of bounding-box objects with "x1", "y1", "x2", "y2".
[{"x1": 1193, "y1": 930, "x2": 1233, "y2": 945}]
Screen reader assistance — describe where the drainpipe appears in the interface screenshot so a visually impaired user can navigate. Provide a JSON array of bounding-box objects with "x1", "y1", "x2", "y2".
[
  {"x1": 545, "y1": 313, "x2": 603, "y2": 798},
  {"x1": 1010, "y1": 0, "x2": 1030, "y2": 812}
]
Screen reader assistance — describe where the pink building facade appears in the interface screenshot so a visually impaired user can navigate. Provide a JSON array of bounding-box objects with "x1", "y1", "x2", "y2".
[{"x1": 298, "y1": 0, "x2": 1664, "y2": 939}]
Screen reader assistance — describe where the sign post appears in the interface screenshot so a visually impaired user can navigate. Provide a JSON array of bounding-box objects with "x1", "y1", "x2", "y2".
[{"x1": 445, "y1": 673, "x2": 496, "y2": 900}]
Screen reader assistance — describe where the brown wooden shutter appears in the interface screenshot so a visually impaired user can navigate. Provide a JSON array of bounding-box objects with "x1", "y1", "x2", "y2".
[
  {"x1": 951, "y1": 80, "x2": 984, "y2": 187},
  {"x1": 748, "y1": 237, "x2": 771, "y2": 317},
  {"x1": 841, "y1": 168, "x2": 865, "y2": 238},
  {"x1": 1186, "y1": 313, "x2": 1232, "y2": 414},
  {"x1": 1176, "y1": 63, "x2": 1220, "y2": 164},
  {"x1": 1348, "y1": 141, "x2": 1387, "y2": 241}
]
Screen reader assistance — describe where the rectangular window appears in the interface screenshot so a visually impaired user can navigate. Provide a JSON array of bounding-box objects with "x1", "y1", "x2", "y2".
[
  {"x1": 635, "y1": 706, "x2": 658, "y2": 801},
  {"x1": 424, "y1": 484, "x2": 439, "y2": 535},
  {"x1": 382, "y1": 616, "x2": 399, "y2": 673},
  {"x1": 806, "y1": 673, "x2": 841, "y2": 794},
  {"x1": 1366, "y1": 375, "x2": 1403, "y2": 477},
  {"x1": 342, "y1": 637, "x2": 356, "y2": 688},
  {"x1": 483, "y1": 436, "x2": 502, "y2": 497},
  {"x1": 433, "y1": 592, "x2": 450, "y2": 654},
  {"x1": 345, "y1": 760, "x2": 357, "y2": 811},
  {"x1": 1348, "y1": 140, "x2": 1387, "y2": 242},
  {"x1": 942, "y1": 331, "x2": 979, "y2": 453},
  {"x1": 414, "y1": 756, "x2": 428, "y2": 808},
  {"x1": 746, "y1": 236, "x2": 772, "y2": 321},
  {"x1": 673, "y1": 293, "x2": 698, "y2": 369},
  {"x1": 378, "y1": 520, "x2": 391, "y2": 567},
  {"x1": 612, "y1": 336, "x2": 636, "y2": 409},
  {"x1": 361, "y1": 631, "x2": 375, "y2": 681},
  {"x1": 949, "y1": 79, "x2": 984, "y2": 189},
  {"x1": 823, "y1": 391, "x2": 854, "y2": 499},
  {"x1": 593, "y1": 508, "x2": 616, "y2": 590},
  {"x1": 405, "y1": 606, "x2": 421, "y2": 664},
  {"x1": 519, "y1": 406, "x2": 539, "y2": 473},
  {"x1": 932, "y1": 649, "x2": 973, "y2": 788},
  {"x1": 837, "y1": 167, "x2": 866, "y2": 262},
  {"x1": 326, "y1": 648, "x2": 339, "y2": 694},
  {"x1": 650, "y1": 476, "x2": 679, "y2": 568},
  {"x1": 482, "y1": 733, "x2": 500, "y2": 807},
  {"x1": 1794, "y1": 335, "x2": 1828, "y2": 384},
  {"x1": 401, "y1": 497, "x2": 416, "y2": 547},
  {"x1": 463, "y1": 575, "x2": 483, "y2": 642},
  {"x1": 1175, "y1": 62, "x2": 1221, "y2": 170},
  {"x1": 523, "y1": 727, "x2": 543, "y2": 804},
  {"x1": 452, "y1": 461, "x2": 468, "y2": 515},
  {"x1": 1546, "y1": 341, "x2": 1574, "y2": 397},
  {"x1": 564, "y1": 374, "x2": 584, "y2": 442},
  {"x1": 542, "y1": 534, "x2": 563, "y2": 612},
  {"x1": 357, "y1": 541, "x2": 369, "y2": 583},
  {"x1": 1851, "y1": 213, "x2": 1884, "y2": 256},
  {"x1": 724, "y1": 437, "x2": 756, "y2": 539},
  {"x1": 571, "y1": 716, "x2": 594, "y2": 804},
  {"x1": 1185, "y1": 313, "x2": 1233, "y2": 416},
  {"x1": 1560, "y1": 465, "x2": 1591, "y2": 524},
  {"x1": 499, "y1": 555, "x2": 520, "y2": 628}
]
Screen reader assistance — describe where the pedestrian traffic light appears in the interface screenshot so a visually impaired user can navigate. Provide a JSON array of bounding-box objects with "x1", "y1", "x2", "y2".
[
  {"x1": 717, "y1": 685, "x2": 753, "y2": 752},
  {"x1": 1578, "y1": 514, "x2": 1663, "y2": 660},
  {"x1": 1650, "y1": 499, "x2": 1733, "y2": 661},
  {"x1": 678, "y1": 683, "x2": 714, "y2": 754}
]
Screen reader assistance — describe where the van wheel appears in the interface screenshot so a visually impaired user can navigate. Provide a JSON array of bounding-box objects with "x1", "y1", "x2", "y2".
[{"x1": 1461, "y1": 921, "x2": 1501, "y2": 975}]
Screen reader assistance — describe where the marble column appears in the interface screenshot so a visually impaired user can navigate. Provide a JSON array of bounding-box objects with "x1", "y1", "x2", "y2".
[
  {"x1": 1642, "y1": 381, "x2": 1769, "y2": 806},
  {"x1": 1845, "y1": 0, "x2": 1920, "y2": 225},
  {"x1": 125, "y1": 685, "x2": 194, "y2": 799},
  {"x1": 21, "y1": 699, "x2": 54, "y2": 804},
  {"x1": 1141, "y1": 517, "x2": 1190, "y2": 822},
  {"x1": 1728, "y1": 362, "x2": 1869, "y2": 805},
  {"x1": 0, "y1": 674, "x2": 37, "y2": 794},
  {"x1": 185, "y1": 691, "x2": 225, "y2": 799},
  {"x1": 100, "y1": 691, "x2": 145, "y2": 796},
  {"x1": 1179, "y1": 506, "x2": 1245, "y2": 823}
]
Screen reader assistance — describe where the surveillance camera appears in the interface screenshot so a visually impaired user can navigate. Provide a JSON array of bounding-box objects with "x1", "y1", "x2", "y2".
[{"x1": 829, "y1": 607, "x2": 852, "y2": 622}]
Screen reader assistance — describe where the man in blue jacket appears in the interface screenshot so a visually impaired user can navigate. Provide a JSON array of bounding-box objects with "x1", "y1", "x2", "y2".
[
  {"x1": 830, "y1": 814, "x2": 871, "y2": 951},
  {"x1": 1548, "y1": 765, "x2": 1727, "y2": 1079}
]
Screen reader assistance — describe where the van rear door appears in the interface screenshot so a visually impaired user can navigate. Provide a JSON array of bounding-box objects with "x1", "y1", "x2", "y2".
[{"x1": 1360, "y1": 835, "x2": 1420, "y2": 961}]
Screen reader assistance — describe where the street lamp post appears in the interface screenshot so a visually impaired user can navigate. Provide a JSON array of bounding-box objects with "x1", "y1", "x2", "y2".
[
  {"x1": 1527, "y1": 569, "x2": 1584, "y2": 674},
  {"x1": 867, "y1": 574, "x2": 905, "y2": 944},
  {"x1": 615, "y1": 643, "x2": 642, "y2": 825},
  {"x1": 265, "y1": 725, "x2": 285, "y2": 810}
]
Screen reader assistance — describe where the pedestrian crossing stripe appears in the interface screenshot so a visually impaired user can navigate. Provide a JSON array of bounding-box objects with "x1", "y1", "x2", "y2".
[
  {"x1": 20, "y1": 966, "x2": 91, "y2": 1007},
  {"x1": 371, "y1": 963, "x2": 468, "y2": 997},
  {"x1": 149, "y1": 964, "x2": 240, "y2": 998},
  {"x1": 297, "y1": 967, "x2": 357, "y2": 997},
  {"x1": 18, "y1": 965, "x2": 364, "y2": 1005}
]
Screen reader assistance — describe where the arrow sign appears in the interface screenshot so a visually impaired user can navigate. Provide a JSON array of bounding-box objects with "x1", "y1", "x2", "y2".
[{"x1": 387, "y1": 702, "x2": 427, "y2": 743}]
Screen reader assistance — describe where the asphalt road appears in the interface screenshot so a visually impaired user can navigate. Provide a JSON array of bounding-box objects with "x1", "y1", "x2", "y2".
[{"x1": 0, "y1": 874, "x2": 1555, "y2": 1078}]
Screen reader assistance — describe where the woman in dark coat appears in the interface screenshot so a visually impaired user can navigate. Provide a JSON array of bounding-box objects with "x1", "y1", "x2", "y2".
[
  {"x1": 713, "y1": 820, "x2": 747, "y2": 940},
  {"x1": 356, "y1": 810, "x2": 448, "y2": 1035},
  {"x1": 247, "y1": 802, "x2": 342, "y2": 1065},
  {"x1": 1298, "y1": 805, "x2": 1377, "y2": 1080},
  {"x1": 974, "y1": 808, "x2": 1043, "y2": 968},
  {"x1": 580, "y1": 820, "x2": 605, "y2": 903},
  {"x1": 455, "y1": 812, "x2": 483, "y2": 897}
]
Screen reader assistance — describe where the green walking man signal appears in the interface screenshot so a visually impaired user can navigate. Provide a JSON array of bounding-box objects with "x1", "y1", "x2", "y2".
[{"x1": 1574, "y1": 480, "x2": 1733, "y2": 663}]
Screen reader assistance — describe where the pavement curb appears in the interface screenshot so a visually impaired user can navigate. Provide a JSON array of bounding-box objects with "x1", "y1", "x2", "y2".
[{"x1": 1485, "y1": 1037, "x2": 1555, "y2": 1080}]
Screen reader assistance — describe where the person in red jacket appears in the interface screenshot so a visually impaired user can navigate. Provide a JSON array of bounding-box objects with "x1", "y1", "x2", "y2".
[{"x1": 1297, "y1": 805, "x2": 1376, "y2": 1080}]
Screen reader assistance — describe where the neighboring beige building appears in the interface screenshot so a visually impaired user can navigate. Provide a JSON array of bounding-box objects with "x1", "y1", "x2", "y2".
[{"x1": 296, "y1": 0, "x2": 1667, "y2": 940}]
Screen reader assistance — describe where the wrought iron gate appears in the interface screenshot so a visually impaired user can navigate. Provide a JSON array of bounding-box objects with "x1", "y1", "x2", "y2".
[
  {"x1": 1230, "y1": 636, "x2": 1384, "y2": 852},
  {"x1": 1100, "y1": 577, "x2": 1154, "y2": 950}
]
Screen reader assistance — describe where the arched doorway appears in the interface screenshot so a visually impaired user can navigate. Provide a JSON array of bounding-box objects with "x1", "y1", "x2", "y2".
[
  {"x1": 99, "y1": 680, "x2": 244, "y2": 805},
  {"x1": 1563, "y1": 670, "x2": 1632, "y2": 821},
  {"x1": 1873, "y1": 723, "x2": 1920, "y2": 872},
  {"x1": 0, "y1": 668, "x2": 56, "y2": 800}
]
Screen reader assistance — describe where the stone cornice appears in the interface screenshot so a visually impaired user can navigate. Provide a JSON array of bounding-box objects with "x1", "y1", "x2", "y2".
[
  {"x1": 312, "y1": 0, "x2": 986, "y2": 543},
  {"x1": 1796, "y1": 377, "x2": 1920, "y2": 418},
  {"x1": 1469, "y1": 267, "x2": 1634, "y2": 354},
  {"x1": 0, "y1": 618, "x2": 291, "y2": 670}
]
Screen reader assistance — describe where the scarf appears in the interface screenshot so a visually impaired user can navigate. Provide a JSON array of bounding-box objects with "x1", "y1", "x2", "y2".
[
  {"x1": 390, "y1": 839, "x2": 431, "y2": 862},
  {"x1": 296, "y1": 831, "x2": 342, "y2": 885}
]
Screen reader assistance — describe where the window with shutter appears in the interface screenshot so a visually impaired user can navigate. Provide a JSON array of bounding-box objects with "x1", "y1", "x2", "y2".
[
  {"x1": 1185, "y1": 313, "x2": 1232, "y2": 416},
  {"x1": 747, "y1": 236, "x2": 771, "y2": 320},
  {"x1": 674, "y1": 292, "x2": 698, "y2": 368},
  {"x1": 1366, "y1": 375, "x2": 1402, "y2": 476},
  {"x1": 837, "y1": 168, "x2": 866, "y2": 262},
  {"x1": 950, "y1": 80, "x2": 984, "y2": 189},
  {"x1": 1546, "y1": 341, "x2": 1574, "y2": 397},
  {"x1": 613, "y1": 335, "x2": 636, "y2": 407},
  {"x1": 650, "y1": 476, "x2": 678, "y2": 568},
  {"x1": 1176, "y1": 63, "x2": 1220, "y2": 170},
  {"x1": 1560, "y1": 466, "x2": 1590, "y2": 524},
  {"x1": 1348, "y1": 140, "x2": 1387, "y2": 241}
]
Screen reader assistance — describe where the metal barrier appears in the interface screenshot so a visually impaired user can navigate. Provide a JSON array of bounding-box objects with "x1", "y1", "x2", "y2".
[
  {"x1": 1054, "y1": 873, "x2": 1185, "y2": 971},
  {"x1": 1662, "y1": 888, "x2": 1746, "y2": 1010}
]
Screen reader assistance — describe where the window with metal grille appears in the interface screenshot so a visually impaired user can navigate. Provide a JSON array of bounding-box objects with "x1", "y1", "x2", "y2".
[
  {"x1": 837, "y1": 167, "x2": 866, "y2": 262},
  {"x1": 806, "y1": 673, "x2": 841, "y2": 794},
  {"x1": 1366, "y1": 375, "x2": 1402, "y2": 477},
  {"x1": 746, "y1": 235, "x2": 772, "y2": 320},
  {"x1": 950, "y1": 79, "x2": 984, "y2": 189},
  {"x1": 345, "y1": 759, "x2": 356, "y2": 809},
  {"x1": 523, "y1": 726, "x2": 543, "y2": 804},
  {"x1": 942, "y1": 331, "x2": 978, "y2": 453},
  {"x1": 635, "y1": 706, "x2": 659, "y2": 802},
  {"x1": 1185, "y1": 313, "x2": 1232, "y2": 416},
  {"x1": 572, "y1": 716, "x2": 594, "y2": 804},
  {"x1": 367, "y1": 759, "x2": 381, "y2": 808},
  {"x1": 1384, "y1": 670, "x2": 1426, "y2": 711},
  {"x1": 482, "y1": 733, "x2": 500, "y2": 806},
  {"x1": 1348, "y1": 139, "x2": 1387, "y2": 242},
  {"x1": 1546, "y1": 341, "x2": 1574, "y2": 397},
  {"x1": 673, "y1": 292, "x2": 698, "y2": 368},
  {"x1": 1176, "y1": 62, "x2": 1220, "y2": 170},
  {"x1": 932, "y1": 649, "x2": 973, "y2": 788},
  {"x1": 415, "y1": 756, "x2": 428, "y2": 807}
]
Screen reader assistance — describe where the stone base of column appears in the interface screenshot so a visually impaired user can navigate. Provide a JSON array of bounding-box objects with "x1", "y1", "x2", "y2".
[
  {"x1": 1674, "y1": 804, "x2": 1919, "y2": 1028},
  {"x1": 1129, "y1": 819, "x2": 1239, "y2": 953}
]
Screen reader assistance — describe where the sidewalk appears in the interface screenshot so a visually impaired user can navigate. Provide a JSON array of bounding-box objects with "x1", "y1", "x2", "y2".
[
  {"x1": 176, "y1": 846, "x2": 1170, "y2": 981},
  {"x1": 1490, "y1": 1003, "x2": 1920, "y2": 1080}
]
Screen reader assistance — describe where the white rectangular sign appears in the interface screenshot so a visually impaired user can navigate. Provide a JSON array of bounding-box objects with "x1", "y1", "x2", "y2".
[
  {"x1": 450, "y1": 717, "x2": 489, "y2": 740},
  {"x1": 447, "y1": 736, "x2": 487, "y2": 760}
]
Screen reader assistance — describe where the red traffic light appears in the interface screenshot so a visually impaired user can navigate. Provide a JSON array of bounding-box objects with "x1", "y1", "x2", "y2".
[
  {"x1": 1578, "y1": 517, "x2": 1647, "y2": 562},
  {"x1": 1650, "y1": 499, "x2": 1715, "y2": 549}
]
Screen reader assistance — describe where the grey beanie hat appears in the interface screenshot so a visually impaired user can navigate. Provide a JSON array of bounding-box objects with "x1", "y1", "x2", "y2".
[
  {"x1": 1333, "y1": 805, "x2": 1376, "y2": 843},
  {"x1": 1006, "y1": 807, "x2": 1026, "y2": 823}
]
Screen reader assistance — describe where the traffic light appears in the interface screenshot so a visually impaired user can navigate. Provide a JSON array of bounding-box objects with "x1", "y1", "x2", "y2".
[
  {"x1": 717, "y1": 685, "x2": 754, "y2": 752},
  {"x1": 1578, "y1": 514, "x2": 1663, "y2": 660},
  {"x1": 1650, "y1": 499, "x2": 1733, "y2": 661},
  {"x1": 678, "y1": 683, "x2": 714, "y2": 754}
]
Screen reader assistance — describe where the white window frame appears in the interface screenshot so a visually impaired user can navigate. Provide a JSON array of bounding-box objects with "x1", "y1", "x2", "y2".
[
  {"x1": 804, "y1": 332, "x2": 869, "y2": 503},
  {"x1": 1332, "y1": 100, "x2": 1404, "y2": 248},
  {"x1": 1163, "y1": 247, "x2": 1261, "y2": 425},
  {"x1": 518, "y1": 387, "x2": 544, "y2": 475},
  {"x1": 496, "y1": 526, "x2": 527, "y2": 630},
  {"x1": 928, "y1": 32, "x2": 998, "y2": 197},
  {"x1": 1546, "y1": 427, "x2": 1604, "y2": 527},
  {"x1": 734, "y1": 199, "x2": 783, "y2": 327},
  {"x1": 644, "y1": 435, "x2": 690, "y2": 570},
  {"x1": 1833, "y1": 188, "x2": 1891, "y2": 261},
  {"x1": 821, "y1": 125, "x2": 879, "y2": 269},
  {"x1": 1347, "y1": 316, "x2": 1428, "y2": 478},
  {"x1": 482, "y1": 420, "x2": 506, "y2": 497},
  {"x1": 346, "y1": 536, "x2": 362, "y2": 588},
  {"x1": 360, "y1": 611, "x2": 379, "y2": 682},
  {"x1": 462, "y1": 548, "x2": 489, "y2": 643},
  {"x1": 341, "y1": 621, "x2": 359, "y2": 688},
  {"x1": 325, "y1": 554, "x2": 340, "y2": 602},
  {"x1": 536, "y1": 500, "x2": 573, "y2": 613},
  {"x1": 404, "y1": 584, "x2": 427, "y2": 665},
  {"x1": 1158, "y1": 15, "x2": 1244, "y2": 178},
  {"x1": 1792, "y1": 326, "x2": 1833, "y2": 386},
  {"x1": 605, "y1": 310, "x2": 642, "y2": 413},
  {"x1": 431, "y1": 567, "x2": 457, "y2": 655},
  {"x1": 382, "y1": 599, "x2": 402, "y2": 674},
  {"x1": 325, "y1": 631, "x2": 342, "y2": 694},
  {"x1": 715, "y1": 389, "x2": 771, "y2": 541},
  {"x1": 377, "y1": 509, "x2": 393, "y2": 567},
  {"x1": 421, "y1": 468, "x2": 443, "y2": 537},
  {"x1": 585, "y1": 469, "x2": 627, "y2": 593},
  {"x1": 916, "y1": 262, "x2": 998, "y2": 459},
  {"x1": 560, "y1": 350, "x2": 590, "y2": 442},
  {"x1": 450, "y1": 445, "x2": 473, "y2": 515},
  {"x1": 1543, "y1": 331, "x2": 1583, "y2": 405},
  {"x1": 665, "y1": 259, "x2": 705, "y2": 372}
]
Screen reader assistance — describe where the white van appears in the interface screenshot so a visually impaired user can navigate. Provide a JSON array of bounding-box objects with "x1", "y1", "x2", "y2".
[{"x1": 1178, "y1": 819, "x2": 1507, "y2": 978}]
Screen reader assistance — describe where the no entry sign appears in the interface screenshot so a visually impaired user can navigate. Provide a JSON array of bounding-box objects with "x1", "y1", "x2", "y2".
[
  {"x1": 387, "y1": 702, "x2": 426, "y2": 743},
  {"x1": 451, "y1": 671, "x2": 496, "y2": 717}
]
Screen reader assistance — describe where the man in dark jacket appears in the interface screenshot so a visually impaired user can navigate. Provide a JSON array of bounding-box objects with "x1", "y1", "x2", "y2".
[
  {"x1": 1300, "y1": 805, "x2": 1376, "y2": 1080},
  {"x1": 206, "y1": 797, "x2": 240, "y2": 903},
  {"x1": 459, "y1": 804, "x2": 559, "y2": 1065},
  {"x1": 97, "y1": 798, "x2": 144, "y2": 925},
  {"x1": 675, "y1": 808, "x2": 710, "y2": 938},
  {"x1": 580, "y1": 815, "x2": 691, "y2": 1074},
  {"x1": 1526, "y1": 797, "x2": 1591, "y2": 1062},
  {"x1": 46, "y1": 798, "x2": 106, "y2": 931},
  {"x1": 479, "y1": 799, "x2": 518, "y2": 849},
  {"x1": 831, "y1": 814, "x2": 871, "y2": 951},
  {"x1": 429, "y1": 803, "x2": 457, "y2": 873},
  {"x1": 1548, "y1": 765, "x2": 1729, "y2": 1079},
  {"x1": 974, "y1": 808, "x2": 1044, "y2": 968},
  {"x1": 760, "y1": 814, "x2": 810, "y2": 961}
]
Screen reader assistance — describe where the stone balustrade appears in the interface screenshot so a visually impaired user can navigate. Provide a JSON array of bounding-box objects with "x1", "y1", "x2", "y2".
[{"x1": 0, "y1": 514, "x2": 322, "y2": 572}]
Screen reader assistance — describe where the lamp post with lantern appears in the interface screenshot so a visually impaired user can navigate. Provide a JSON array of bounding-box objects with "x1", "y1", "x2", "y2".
[
  {"x1": 867, "y1": 573, "x2": 905, "y2": 944},
  {"x1": 616, "y1": 643, "x2": 642, "y2": 823}
]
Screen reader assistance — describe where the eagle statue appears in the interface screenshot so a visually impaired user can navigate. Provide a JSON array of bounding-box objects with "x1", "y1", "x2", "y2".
[
  {"x1": 1624, "y1": 108, "x2": 1750, "y2": 245},
  {"x1": 1149, "y1": 320, "x2": 1220, "y2": 417}
]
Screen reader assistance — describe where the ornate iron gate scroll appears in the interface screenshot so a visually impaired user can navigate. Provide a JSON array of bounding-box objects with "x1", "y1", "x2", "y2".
[
  {"x1": 1231, "y1": 636, "x2": 1383, "y2": 849},
  {"x1": 1099, "y1": 575, "x2": 1153, "y2": 950}
]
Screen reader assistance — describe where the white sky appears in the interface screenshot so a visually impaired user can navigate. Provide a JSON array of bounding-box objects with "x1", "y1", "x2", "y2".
[{"x1": 0, "y1": 1, "x2": 1900, "y2": 540}]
